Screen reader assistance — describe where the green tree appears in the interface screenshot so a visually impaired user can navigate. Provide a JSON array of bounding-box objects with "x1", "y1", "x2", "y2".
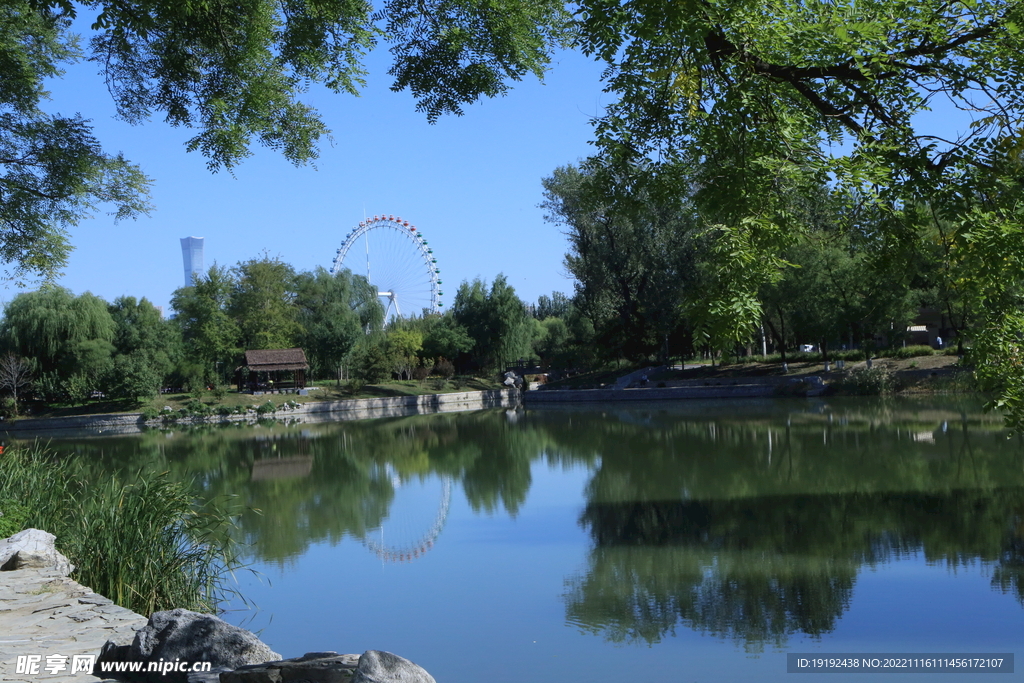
[
  {"x1": 0, "y1": 287, "x2": 114, "y2": 374},
  {"x1": 351, "y1": 334, "x2": 392, "y2": 384},
  {"x1": 535, "y1": 291, "x2": 571, "y2": 320},
  {"x1": 108, "y1": 296, "x2": 178, "y2": 381},
  {"x1": 761, "y1": 225, "x2": 917, "y2": 357},
  {"x1": 294, "y1": 267, "x2": 382, "y2": 381},
  {"x1": 229, "y1": 255, "x2": 299, "y2": 350},
  {"x1": 420, "y1": 314, "x2": 475, "y2": 364},
  {"x1": 105, "y1": 352, "x2": 161, "y2": 402},
  {"x1": 452, "y1": 275, "x2": 533, "y2": 372},
  {"x1": 571, "y1": 0, "x2": 1024, "y2": 422},
  {"x1": 386, "y1": 328, "x2": 423, "y2": 380},
  {"x1": 170, "y1": 264, "x2": 239, "y2": 382},
  {"x1": 541, "y1": 161, "x2": 697, "y2": 360},
  {"x1": 0, "y1": 2, "x2": 151, "y2": 285},
  {"x1": 534, "y1": 316, "x2": 569, "y2": 365}
]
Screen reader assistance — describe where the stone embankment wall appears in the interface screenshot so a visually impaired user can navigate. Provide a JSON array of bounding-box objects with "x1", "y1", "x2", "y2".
[
  {"x1": 0, "y1": 389, "x2": 519, "y2": 437},
  {"x1": 524, "y1": 384, "x2": 778, "y2": 404}
]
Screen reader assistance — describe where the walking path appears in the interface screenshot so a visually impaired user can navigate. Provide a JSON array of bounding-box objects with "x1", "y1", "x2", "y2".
[
  {"x1": 613, "y1": 366, "x2": 665, "y2": 389},
  {"x1": 0, "y1": 568, "x2": 146, "y2": 683}
]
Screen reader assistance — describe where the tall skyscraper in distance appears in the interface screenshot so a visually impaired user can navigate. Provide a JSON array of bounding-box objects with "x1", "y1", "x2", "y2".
[{"x1": 180, "y1": 237, "x2": 205, "y2": 286}]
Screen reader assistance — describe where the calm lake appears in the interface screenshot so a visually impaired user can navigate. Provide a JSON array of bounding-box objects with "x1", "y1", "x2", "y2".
[{"x1": 28, "y1": 397, "x2": 1024, "y2": 682}]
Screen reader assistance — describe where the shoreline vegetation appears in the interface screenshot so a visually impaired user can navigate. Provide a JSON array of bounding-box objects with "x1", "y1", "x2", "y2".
[
  {"x1": 0, "y1": 444, "x2": 244, "y2": 616},
  {"x1": 5, "y1": 376, "x2": 502, "y2": 424},
  {"x1": 0, "y1": 351, "x2": 981, "y2": 433},
  {"x1": 543, "y1": 350, "x2": 977, "y2": 396}
]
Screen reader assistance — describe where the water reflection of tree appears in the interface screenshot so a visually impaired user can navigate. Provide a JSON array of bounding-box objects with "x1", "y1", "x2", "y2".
[
  {"x1": 35, "y1": 412, "x2": 556, "y2": 564},
  {"x1": 565, "y1": 547, "x2": 855, "y2": 649},
  {"x1": 33, "y1": 400, "x2": 1024, "y2": 598},
  {"x1": 567, "y1": 489, "x2": 1024, "y2": 648}
]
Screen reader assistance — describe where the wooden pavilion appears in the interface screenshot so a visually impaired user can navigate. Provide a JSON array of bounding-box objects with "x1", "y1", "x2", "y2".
[{"x1": 237, "y1": 348, "x2": 309, "y2": 393}]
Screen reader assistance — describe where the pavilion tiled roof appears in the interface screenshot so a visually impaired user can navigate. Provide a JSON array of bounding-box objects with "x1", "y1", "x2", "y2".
[{"x1": 243, "y1": 348, "x2": 309, "y2": 372}]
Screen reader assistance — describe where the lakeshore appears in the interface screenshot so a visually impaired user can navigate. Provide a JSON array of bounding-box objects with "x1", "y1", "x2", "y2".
[
  {"x1": 2, "y1": 397, "x2": 1017, "y2": 683},
  {"x1": 0, "y1": 389, "x2": 519, "y2": 437},
  {"x1": 0, "y1": 357, "x2": 978, "y2": 437}
]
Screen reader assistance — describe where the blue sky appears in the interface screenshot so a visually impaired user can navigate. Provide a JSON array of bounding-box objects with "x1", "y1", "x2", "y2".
[{"x1": 19, "y1": 40, "x2": 610, "y2": 315}]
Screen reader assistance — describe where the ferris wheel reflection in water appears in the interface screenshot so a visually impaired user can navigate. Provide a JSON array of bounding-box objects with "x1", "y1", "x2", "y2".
[{"x1": 361, "y1": 464, "x2": 453, "y2": 564}]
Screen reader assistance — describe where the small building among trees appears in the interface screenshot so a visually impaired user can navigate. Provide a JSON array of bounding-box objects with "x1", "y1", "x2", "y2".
[{"x1": 237, "y1": 348, "x2": 309, "y2": 393}]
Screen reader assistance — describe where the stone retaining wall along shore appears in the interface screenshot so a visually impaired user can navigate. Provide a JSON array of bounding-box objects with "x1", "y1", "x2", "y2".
[{"x1": 0, "y1": 389, "x2": 520, "y2": 437}]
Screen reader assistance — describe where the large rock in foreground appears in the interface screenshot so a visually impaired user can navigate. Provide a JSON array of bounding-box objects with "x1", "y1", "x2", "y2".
[
  {"x1": 221, "y1": 651, "x2": 360, "y2": 683},
  {"x1": 0, "y1": 528, "x2": 74, "y2": 575},
  {"x1": 96, "y1": 608, "x2": 281, "y2": 683},
  {"x1": 352, "y1": 651, "x2": 436, "y2": 683},
  {"x1": 220, "y1": 650, "x2": 435, "y2": 683}
]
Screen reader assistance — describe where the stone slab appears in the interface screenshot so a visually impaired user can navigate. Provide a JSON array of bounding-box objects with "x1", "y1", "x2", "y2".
[{"x1": 0, "y1": 569, "x2": 147, "y2": 683}]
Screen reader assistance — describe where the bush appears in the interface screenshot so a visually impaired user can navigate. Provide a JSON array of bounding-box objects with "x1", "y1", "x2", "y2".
[
  {"x1": 184, "y1": 398, "x2": 211, "y2": 416},
  {"x1": 210, "y1": 384, "x2": 228, "y2": 402},
  {"x1": 35, "y1": 372, "x2": 64, "y2": 404},
  {"x1": 63, "y1": 373, "x2": 92, "y2": 405},
  {"x1": 836, "y1": 367, "x2": 897, "y2": 395},
  {"x1": 433, "y1": 358, "x2": 456, "y2": 379},
  {"x1": 0, "y1": 397, "x2": 17, "y2": 420},
  {"x1": 412, "y1": 366, "x2": 430, "y2": 381},
  {"x1": 890, "y1": 345, "x2": 936, "y2": 359},
  {"x1": 186, "y1": 376, "x2": 207, "y2": 401},
  {"x1": 256, "y1": 400, "x2": 276, "y2": 414},
  {"x1": 935, "y1": 370, "x2": 979, "y2": 394},
  {"x1": 140, "y1": 405, "x2": 161, "y2": 420},
  {"x1": 216, "y1": 405, "x2": 234, "y2": 416}
]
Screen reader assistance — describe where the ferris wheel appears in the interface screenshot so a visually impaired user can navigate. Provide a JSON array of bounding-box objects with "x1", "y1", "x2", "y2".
[{"x1": 330, "y1": 214, "x2": 443, "y2": 321}]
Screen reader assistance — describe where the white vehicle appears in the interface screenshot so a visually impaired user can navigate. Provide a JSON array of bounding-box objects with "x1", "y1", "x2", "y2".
[{"x1": 800, "y1": 344, "x2": 816, "y2": 352}]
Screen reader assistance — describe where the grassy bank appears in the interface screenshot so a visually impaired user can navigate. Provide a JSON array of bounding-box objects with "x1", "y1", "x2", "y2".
[
  {"x1": 541, "y1": 353, "x2": 978, "y2": 396},
  {"x1": 0, "y1": 444, "x2": 242, "y2": 615},
  {"x1": 18, "y1": 376, "x2": 501, "y2": 421}
]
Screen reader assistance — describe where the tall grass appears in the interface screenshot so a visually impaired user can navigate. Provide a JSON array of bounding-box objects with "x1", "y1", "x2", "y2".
[
  {"x1": 0, "y1": 444, "x2": 243, "y2": 615},
  {"x1": 834, "y1": 367, "x2": 899, "y2": 395}
]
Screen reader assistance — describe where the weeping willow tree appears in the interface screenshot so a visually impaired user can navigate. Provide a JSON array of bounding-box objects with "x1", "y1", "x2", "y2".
[{"x1": 0, "y1": 286, "x2": 115, "y2": 373}]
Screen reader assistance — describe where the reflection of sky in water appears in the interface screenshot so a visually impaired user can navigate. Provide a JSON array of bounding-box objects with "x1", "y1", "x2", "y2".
[{"x1": 224, "y1": 460, "x2": 1023, "y2": 683}]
